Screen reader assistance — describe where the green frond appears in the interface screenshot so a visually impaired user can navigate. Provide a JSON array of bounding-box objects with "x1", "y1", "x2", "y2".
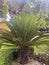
[
  {"x1": 0, "y1": 30, "x2": 22, "y2": 46},
  {"x1": 0, "y1": 13, "x2": 49, "y2": 46},
  {"x1": 28, "y1": 33, "x2": 49, "y2": 46}
]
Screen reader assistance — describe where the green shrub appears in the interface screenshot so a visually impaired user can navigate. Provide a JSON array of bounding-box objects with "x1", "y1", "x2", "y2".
[
  {"x1": 0, "y1": 45, "x2": 19, "y2": 65},
  {"x1": 0, "y1": 45, "x2": 20, "y2": 65},
  {"x1": 0, "y1": 49, "x2": 13, "y2": 65}
]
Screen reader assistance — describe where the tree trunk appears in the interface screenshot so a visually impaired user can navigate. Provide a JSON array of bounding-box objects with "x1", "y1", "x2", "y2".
[{"x1": 20, "y1": 46, "x2": 29, "y2": 64}]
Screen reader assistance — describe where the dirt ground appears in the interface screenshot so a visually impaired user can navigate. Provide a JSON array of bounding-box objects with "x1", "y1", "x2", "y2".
[{"x1": 11, "y1": 58, "x2": 43, "y2": 65}]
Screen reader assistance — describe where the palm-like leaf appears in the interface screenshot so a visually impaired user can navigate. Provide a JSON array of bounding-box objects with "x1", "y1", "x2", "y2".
[{"x1": 0, "y1": 14, "x2": 49, "y2": 47}]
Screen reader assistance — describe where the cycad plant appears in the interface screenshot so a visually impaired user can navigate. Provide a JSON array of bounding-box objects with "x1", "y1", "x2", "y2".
[{"x1": 0, "y1": 14, "x2": 49, "y2": 64}]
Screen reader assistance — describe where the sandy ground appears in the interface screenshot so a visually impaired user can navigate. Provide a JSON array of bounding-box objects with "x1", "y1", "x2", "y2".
[{"x1": 11, "y1": 58, "x2": 42, "y2": 65}]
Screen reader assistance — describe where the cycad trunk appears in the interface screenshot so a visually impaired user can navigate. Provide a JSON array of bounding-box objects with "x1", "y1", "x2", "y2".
[{"x1": 20, "y1": 46, "x2": 29, "y2": 64}]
